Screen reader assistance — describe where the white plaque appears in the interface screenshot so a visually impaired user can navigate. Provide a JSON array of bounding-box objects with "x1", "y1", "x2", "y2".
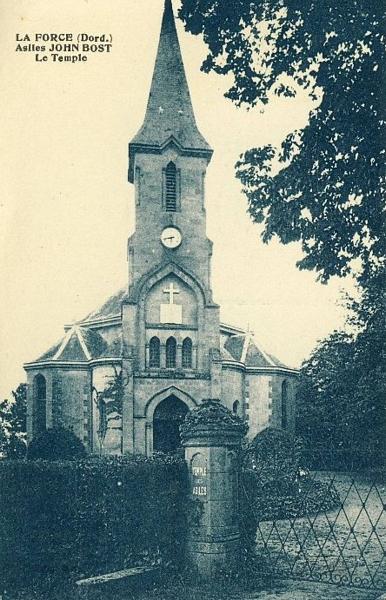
[{"x1": 160, "y1": 303, "x2": 182, "y2": 324}]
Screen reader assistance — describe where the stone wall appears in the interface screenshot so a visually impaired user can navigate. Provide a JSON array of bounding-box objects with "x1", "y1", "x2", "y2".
[
  {"x1": 221, "y1": 366, "x2": 244, "y2": 414},
  {"x1": 52, "y1": 368, "x2": 91, "y2": 447},
  {"x1": 247, "y1": 374, "x2": 271, "y2": 438},
  {"x1": 26, "y1": 367, "x2": 91, "y2": 449}
]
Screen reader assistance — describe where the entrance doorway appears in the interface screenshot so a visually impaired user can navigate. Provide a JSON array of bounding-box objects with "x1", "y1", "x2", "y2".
[{"x1": 153, "y1": 395, "x2": 189, "y2": 454}]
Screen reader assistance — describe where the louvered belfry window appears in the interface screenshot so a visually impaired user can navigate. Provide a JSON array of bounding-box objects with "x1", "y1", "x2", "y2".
[{"x1": 165, "y1": 162, "x2": 177, "y2": 211}]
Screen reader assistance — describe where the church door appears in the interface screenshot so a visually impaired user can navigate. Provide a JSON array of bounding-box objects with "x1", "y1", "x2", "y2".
[{"x1": 153, "y1": 395, "x2": 189, "y2": 454}]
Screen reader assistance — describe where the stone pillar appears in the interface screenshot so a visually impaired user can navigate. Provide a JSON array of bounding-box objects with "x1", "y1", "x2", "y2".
[
  {"x1": 177, "y1": 343, "x2": 182, "y2": 368},
  {"x1": 122, "y1": 357, "x2": 134, "y2": 454},
  {"x1": 160, "y1": 344, "x2": 166, "y2": 369},
  {"x1": 181, "y1": 399, "x2": 247, "y2": 578},
  {"x1": 45, "y1": 371, "x2": 53, "y2": 429},
  {"x1": 26, "y1": 374, "x2": 34, "y2": 442},
  {"x1": 145, "y1": 421, "x2": 153, "y2": 456}
]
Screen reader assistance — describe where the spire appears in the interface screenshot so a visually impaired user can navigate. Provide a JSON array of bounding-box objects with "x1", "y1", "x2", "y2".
[{"x1": 128, "y1": 0, "x2": 212, "y2": 182}]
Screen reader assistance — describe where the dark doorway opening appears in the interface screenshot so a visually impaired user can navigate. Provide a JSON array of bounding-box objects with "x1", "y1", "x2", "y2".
[{"x1": 153, "y1": 395, "x2": 189, "y2": 454}]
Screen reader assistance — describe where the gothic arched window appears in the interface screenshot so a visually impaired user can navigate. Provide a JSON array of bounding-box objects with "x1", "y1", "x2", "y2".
[
  {"x1": 282, "y1": 380, "x2": 288, "y2": 429},
  {"x1": 233, "y1": 400, "x2": 240, "y2": 415},
  {"x1": 34, "y1": 374, "x2": 47, "y2": 436},
  {"x1": 149, "y1": 337, "x2": 160, "y2": 368},
  {"x1": 182, "y1": 337, "x2": 193, "y2": 369},
  {"x1": 166, "y1": 337, "x2": 177, "y2": 368},
  {"x1": 165, "y1": 162, "x2": 177, "y2": 212}
]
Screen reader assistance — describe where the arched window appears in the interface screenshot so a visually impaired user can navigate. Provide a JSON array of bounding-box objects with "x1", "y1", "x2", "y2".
[
  {"x1": 182, "y1": 337, "x2": 193, "y2": 369},
  {"x1": 34, "y1": 374, "x2": 47, "y2": 435},
  {"x1": 165, "y1": 162, "x2": 177, "y2": 212},
  {"x1": 282, "y1": 380, "x2": 288, "y2": 429},
  {"x1": 166, "y1": 337, "x2": 177, "y2": 368},
  {"x1": 149, "y1": 337, "x2": 160, "y2": 368},
  {"x1": 233, "y1": 400, "x2": 240, "y2": 415}
]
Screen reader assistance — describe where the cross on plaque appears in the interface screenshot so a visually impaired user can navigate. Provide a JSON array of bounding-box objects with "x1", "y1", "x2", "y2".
[{"x1": 163, "y1": 282, "x2": 180, "y2": 304}]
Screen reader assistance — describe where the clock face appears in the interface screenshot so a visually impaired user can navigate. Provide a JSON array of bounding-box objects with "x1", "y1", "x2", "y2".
[{"x1": 160, "y1": 227, "x2": 182, "y2": 249}]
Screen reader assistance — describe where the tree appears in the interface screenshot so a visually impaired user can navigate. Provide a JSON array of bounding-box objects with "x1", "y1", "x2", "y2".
[
  {"x1": 180, "y1": 1, "x2": 386, "y2": 457},
  {"x1": 92, "y1": 367, "x2": 126, "y2": 454},
  {"x1": 0, "y1": 383, "x2": 27, "y2": 459},
  {"x1": 179, "y1": 0, "x2": 386, "y2": 282},
  {"x1": 296, "y1": 283, "x2": 386, "y2": 465}
]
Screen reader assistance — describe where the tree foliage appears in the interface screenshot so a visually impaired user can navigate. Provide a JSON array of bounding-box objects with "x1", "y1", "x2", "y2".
[
  {"x1": 296, "y1": 279, "x2": 386, "y2": 463},
  {"x1": 0, "y1": 383, "x2": 27, "y2": 459},
  {"x1": 93, "y1": 366, "x2": 125, "y2": 453},
  {"x1": 27, "y1": 427, "x2": 87, "y2": 461},
  {"x1": 179, "y1": 0, "x2": 386, "y2": 282}
]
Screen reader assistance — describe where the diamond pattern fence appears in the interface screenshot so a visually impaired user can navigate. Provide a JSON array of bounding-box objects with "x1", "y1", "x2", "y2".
[{"x1": 241, "y1": 446, "x2": 386, "y2": 591}]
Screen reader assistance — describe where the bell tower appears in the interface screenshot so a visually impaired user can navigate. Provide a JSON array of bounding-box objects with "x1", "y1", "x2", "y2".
[
  {"x1": 121, "y1": 0, "x2": 221, "y2": 456},
  {"x1": 127, "y1": 0, "x2": 215, "y2": 298},
  {"x1": 122, "y1": 0, "x2": 221, "y2": 453}
]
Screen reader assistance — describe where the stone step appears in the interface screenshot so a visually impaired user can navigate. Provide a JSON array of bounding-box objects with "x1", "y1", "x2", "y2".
[{"x1": 75, "y1": 565, "x2": 159, "y2": 598}]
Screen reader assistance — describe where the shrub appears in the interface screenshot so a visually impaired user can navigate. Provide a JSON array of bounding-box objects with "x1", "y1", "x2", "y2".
[
  {"x1": 242, "y1": 427, "x2": 304, "y2": 488},
  {"x1": 26, "y1": 427, "x2": 87, "y2": 460},
  {"x1": 0, "y1": 454, "x2": 188, "y2": 588},
  {"x1": 239, "y1": 428, "x2": 340, "y2": 553},
  {"x1": 5, "y1": 434, "x2": 27, "y2": 459}
]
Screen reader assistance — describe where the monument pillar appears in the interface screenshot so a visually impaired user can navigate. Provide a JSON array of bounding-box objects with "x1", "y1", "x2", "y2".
[{"x1": 181, "y1": 399, "x2": 247, "y2": 578}]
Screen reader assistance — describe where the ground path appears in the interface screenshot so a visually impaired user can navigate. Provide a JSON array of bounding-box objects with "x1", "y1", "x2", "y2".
[{"x1": 230, "y1": 579, "x2": 381, "y2": 599}]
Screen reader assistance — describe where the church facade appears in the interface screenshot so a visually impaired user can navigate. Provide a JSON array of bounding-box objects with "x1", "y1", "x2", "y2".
[{"x1": 24, "y1": 0, "x2": 297, "y2": 456}]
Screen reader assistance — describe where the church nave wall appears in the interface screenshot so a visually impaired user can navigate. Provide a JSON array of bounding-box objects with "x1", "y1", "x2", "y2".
[
  {"x1": 247, "y1": 375, "x2": 271, "y2": 439},
  {"x1": 220, "y1": 367, "x2": 244, "y2": 415}
]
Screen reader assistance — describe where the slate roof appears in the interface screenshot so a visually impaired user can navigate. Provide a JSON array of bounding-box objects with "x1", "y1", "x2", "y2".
[
  {"x1": 222, "y1": 332, "x2": 290, "y2": 369},
  {"x1": 128, "y1": 0, "x2": 212, "y2": 181},
  {"x1": 222, "y1": 335, "x2": 245, "y2": 362},
  {"x1": 83, "y1": 288, "x2": 126, "y2": 321},
  {"x1": 36, "y1": 341, "x2": 63, "y2": 362},
  {"x1": 32, "y1": 326, "x2": 121, "y2": 363},
  {"x1": 59, "y1": 334, "x2": 89, "y2": 361},
  {"x1": 220, "y1": 346, "x2": 237, "y2": 362}
]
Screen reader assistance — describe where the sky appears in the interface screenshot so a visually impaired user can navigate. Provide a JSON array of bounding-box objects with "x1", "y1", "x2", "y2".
[{"x1": 0, "y1": 0, "x2": 355, "y2": 399}]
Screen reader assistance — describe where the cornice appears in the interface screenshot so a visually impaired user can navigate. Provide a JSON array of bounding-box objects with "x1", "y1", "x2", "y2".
[
  {"x1": 24, "y1": 357, "x2": 122, "y2": 371},
  {"x1": 221, "y1": 360, "x2": 298, "y2": 376}
]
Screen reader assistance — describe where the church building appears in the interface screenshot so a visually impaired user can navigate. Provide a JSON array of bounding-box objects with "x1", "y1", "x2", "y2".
[{"x1": 24, "y1": 0, "x2": 297, "y2": 456}]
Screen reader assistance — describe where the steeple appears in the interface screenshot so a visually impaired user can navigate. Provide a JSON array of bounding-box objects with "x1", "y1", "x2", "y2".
[{"x1": 128, "y1": 0, "x2": 212, "y2": 182}]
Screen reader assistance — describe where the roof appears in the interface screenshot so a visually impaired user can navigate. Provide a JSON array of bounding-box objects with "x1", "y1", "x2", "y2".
[
  {"x1": 83, "y1": 288, "x2": 126, "y2": 321},
  {"x1": 28, "y1": 288, "x2": 294, "y2": 371},
  {"x1": 32, "y1": 326, "x2": 122, "y2": 364},
  {"x1": 221, "y1": 332, "x2": 291, "y2": 370},
  {"x1": 128, "y1": 0, "x2": 212, "y2": 181}
]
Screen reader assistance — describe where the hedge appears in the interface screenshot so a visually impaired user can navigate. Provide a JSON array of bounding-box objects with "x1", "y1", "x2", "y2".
[
  {"x1": 26, "y1": 427, "x2": 87, "y2": 461},
  {"x1": 0, "y1": 455, "x2": 188, "y2": 587}
]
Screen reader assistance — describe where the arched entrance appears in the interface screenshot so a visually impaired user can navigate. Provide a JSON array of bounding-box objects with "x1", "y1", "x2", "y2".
[{"x1": 153, "y1": 395, "x2": 189, "y2": 454}]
